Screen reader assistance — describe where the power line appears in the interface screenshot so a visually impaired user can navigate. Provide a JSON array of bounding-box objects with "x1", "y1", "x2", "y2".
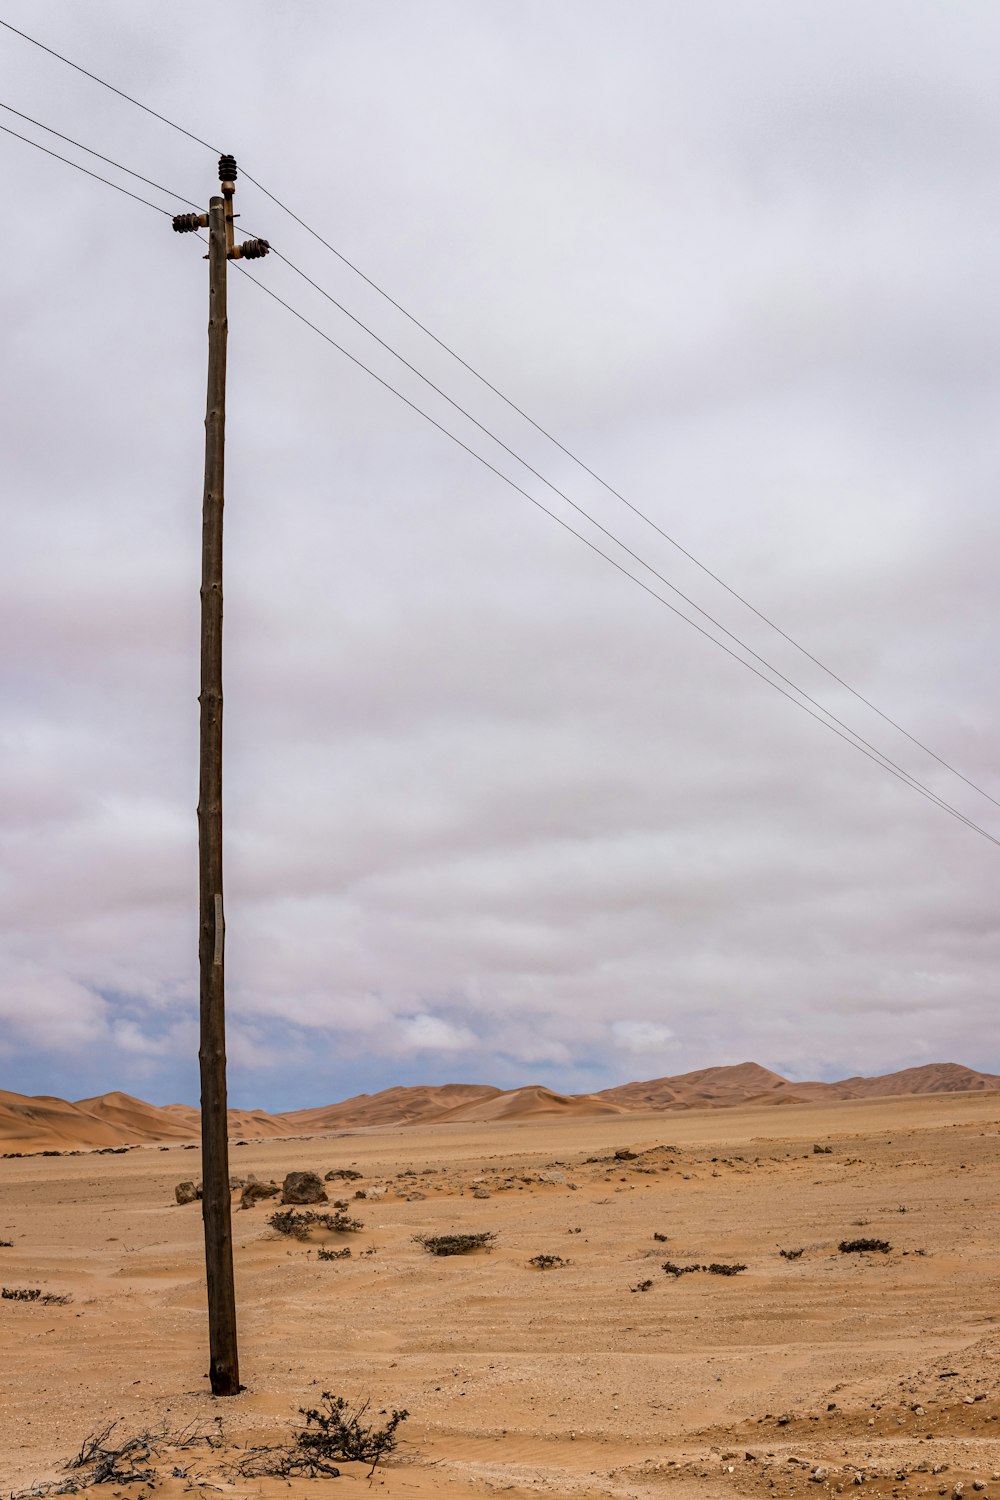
[
  {"x1": 0, "y1": 99, "x2": 199, "y2": 209},
  {"x1": 237, "y1": 203, "x2": 1000, "y2": 818},
  {"x1": 3, "y1": 12, "x2": 996, "y2": 815},
  {"x1": 1, "y1": 88, "x2": 996, "y2": 848},
  {"x1": 263, "y1": 243, "x2": 967, "y2": 808},
  {"x1": 0, "y1": 17, "x2": 218, "y2": 152},
  {"x1": 227, "y1": 257, "x2": 1000, "y2": 851},
  {"x1": 0, "y1": 118, "x2": 175, "y2": 216}
]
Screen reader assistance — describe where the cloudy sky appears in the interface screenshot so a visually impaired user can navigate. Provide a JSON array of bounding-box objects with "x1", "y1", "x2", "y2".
[{"x1": 2, "y1": 1, "x2": 998, "y2": 1111}]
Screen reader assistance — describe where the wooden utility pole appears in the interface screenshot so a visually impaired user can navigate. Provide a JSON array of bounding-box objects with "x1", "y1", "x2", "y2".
[{"x1": 172, "y1": 157, "x2": 269, "y2": 1398}]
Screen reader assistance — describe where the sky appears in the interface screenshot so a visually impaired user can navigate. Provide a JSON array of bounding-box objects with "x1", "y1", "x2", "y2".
[{"x1": 1, "y1": 1, "x2": 998, "y2": 1112}]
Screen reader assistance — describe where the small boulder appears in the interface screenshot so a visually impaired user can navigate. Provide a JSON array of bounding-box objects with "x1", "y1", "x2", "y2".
[
  {"x1": 281, "y1": 1170, "x2": 328, "y2": 1205},
  {"x1": 175, "y1": 1180, "x2": 201, "y2": 1206},
  {"x1": 240, "y1": 1179, "x2": 279, "y2": 1210}
]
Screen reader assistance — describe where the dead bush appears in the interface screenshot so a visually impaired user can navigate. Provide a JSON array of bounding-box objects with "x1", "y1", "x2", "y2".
[
  {"x1": 317, "y1": 1246, "x2": 352, "y2": 1261},
  {"x1": 11, "y1": 1418, "x2": 223, "y2": 1496},
  {"x1": 268, "y1": 1208, "x2": 364, "y2": 1239},
  {"x1": 2, "y1": 1286, "x2": 71, "y2": 1304},
  {"x1": 415, "y1": 1232, "x2": 495, "y2": 1256},
  {"x1": 779, "y1": 1247, "x2": 805, "y2": 1260},
  {"x1": 661, "y1": 1261, "x2": 746, "y2": 1278},
  {"x1": 234, "y1": 1394, "x2": 407, "y2": 1480},
  {"x1": 528, "y1": 1253, "x2": 567, "y2": 1269},
  {"x1": 839, "y1": 1238, "x2": 891, "y2": 1254}
]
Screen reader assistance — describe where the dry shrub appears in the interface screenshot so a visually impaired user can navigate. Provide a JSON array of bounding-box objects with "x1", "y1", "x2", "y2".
[
  {"x1": 11, "y1": 1419, "x2": 222, "y2": 1496},
  {"x1": 662, "y1": 1261, "x2": 746, "y2": 1278},
  {"x1": 2, "y1": 1286, "x2": 71, "y2": 1305},
  {"x1": 268, "y1": 1208, "x2": 364, "y2": 1239},
  {"x1": 839, "y1": 1238, "x2": 891, "y2": 1254},
  {"x1": 415, "y1": 1232, "x2": 495, "y2": 1256},
  {"x1": 234, "y1": 1394, "x2": 408, "y2": 1480}
]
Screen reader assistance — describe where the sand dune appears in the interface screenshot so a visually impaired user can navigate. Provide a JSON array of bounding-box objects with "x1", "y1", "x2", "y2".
[
  {"x1": 2, "y1": 1061, "x2": 997, "y2": 1153},
  {"x1": 0, "y1": 1089, "x2": 145, "y2": 1152},
  {"x1": 438, "y1": 1084, "x2": 626, "y2": 1122},
  {"x1": 285, "y1": 1082, "x2": 501, "y2": 1132},
  {"x1": 73, "y1": 1092, "x2": 198, "y2": 1144}
]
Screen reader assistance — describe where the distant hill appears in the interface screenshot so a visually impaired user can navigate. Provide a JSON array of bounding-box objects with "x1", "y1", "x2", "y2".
[
  {"x1": 596, "y1": 1061, "x2": 1000, "y2": 1111},
  {"x1": 0, "y1": 1061, "x2": 997, "y2": 1153}
]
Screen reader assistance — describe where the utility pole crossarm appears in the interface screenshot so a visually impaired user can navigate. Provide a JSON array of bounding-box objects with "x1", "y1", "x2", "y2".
[{"x1": 172, "y1": 154, "x2": 269, "y2": 1400}]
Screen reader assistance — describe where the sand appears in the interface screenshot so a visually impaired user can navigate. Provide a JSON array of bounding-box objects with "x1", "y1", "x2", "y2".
[{"x1": 1, "y1": 1090, "x2": 999, "y2": 1497}]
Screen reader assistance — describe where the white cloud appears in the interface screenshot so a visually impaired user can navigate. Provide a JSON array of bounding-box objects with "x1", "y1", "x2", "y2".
[
  {"x1": 611, "y1": 1021, "x2": 676, "y2": 1056},
  {"x1": 397, "y1": 1014, "x2": 477, "y2": 1054}
]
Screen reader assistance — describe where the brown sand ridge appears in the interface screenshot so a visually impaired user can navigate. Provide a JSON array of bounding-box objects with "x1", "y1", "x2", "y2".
[
  {"x1": 433, "y1": 1084, "x2": 627, "y2": 1123},
  {"x1": 2, "y1": 1088, "x2": 999, "y2": 1498},
  {"x1": 2, "y1": 1062, "x2": 999, "y2": 1154}
]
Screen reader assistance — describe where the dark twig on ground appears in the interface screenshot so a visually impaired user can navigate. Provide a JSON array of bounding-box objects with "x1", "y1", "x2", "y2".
[
  {"x1": 661, "y1": 1261, "x2": 747, "y2": 1277},
  {"x1": 268, "y1": 1208, "x2": 364, "y2": 1239},
  {"x1": 415, "y1": 1232, "x2": 496, "y2": 1255},
  {"x1": 2, "y1": 1287, "x2": 71, "y2": 1304},
  {"x1": 11, "y1": 1419, "x2": 224, "y2": 1496},
  {"x1": 231, "y1": 1393, "x2": 408, "y2": 1480}
]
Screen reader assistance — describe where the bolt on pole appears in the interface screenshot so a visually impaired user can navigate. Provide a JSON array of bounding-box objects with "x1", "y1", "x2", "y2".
[{"x1": 172, "y1": 158, "x2": 269, "y2": 1397}]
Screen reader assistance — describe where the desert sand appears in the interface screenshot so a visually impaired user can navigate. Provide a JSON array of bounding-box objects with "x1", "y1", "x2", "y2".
[{"x1": 2, "y1": 1088, "x2": 999, "y2": 1497}]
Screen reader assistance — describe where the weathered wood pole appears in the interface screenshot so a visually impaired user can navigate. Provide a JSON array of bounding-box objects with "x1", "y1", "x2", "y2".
[{"x1": 198, "y1": 189, "x2": 239, "y2": 1397}]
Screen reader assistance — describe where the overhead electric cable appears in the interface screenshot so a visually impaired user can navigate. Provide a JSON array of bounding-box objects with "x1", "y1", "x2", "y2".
[
  {"x1": 0, "y1": 98, "x2": 200, "y2": 208},
  {"x1": 1, "y1": 92, "x2": 996, "y2": 848},
  {"x1": 238, "y1": 208, "x2": 1000, "y2": 817},
  {"x1": 2, "y1": 12, "x2": 996, "y2": 814},
  {"x1": 0, "y1": 17, "x2": 217, "y2": 151},
  {"x1": 263, "y1": 245, "x2": 967, "y2": 802},
  {"x1": 227, "y1": 257, "x2": 1000, "y2": 851},
  {"x1": 0, "y1": 118, "x2": 175, "y2": 216}
]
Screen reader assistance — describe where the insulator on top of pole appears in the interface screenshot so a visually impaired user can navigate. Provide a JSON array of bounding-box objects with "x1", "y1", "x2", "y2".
[
  {"x1": 218, "y1": 153, "x2": 237, "y2": 185},
  {"x1": 232, "y1": 237, "x2": 270, "y2": 260}
]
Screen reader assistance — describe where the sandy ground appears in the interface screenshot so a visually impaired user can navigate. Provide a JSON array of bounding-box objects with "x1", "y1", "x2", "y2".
[{"x1": 1, "y1": 1091, "x2": 998, "y2": 1498}]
